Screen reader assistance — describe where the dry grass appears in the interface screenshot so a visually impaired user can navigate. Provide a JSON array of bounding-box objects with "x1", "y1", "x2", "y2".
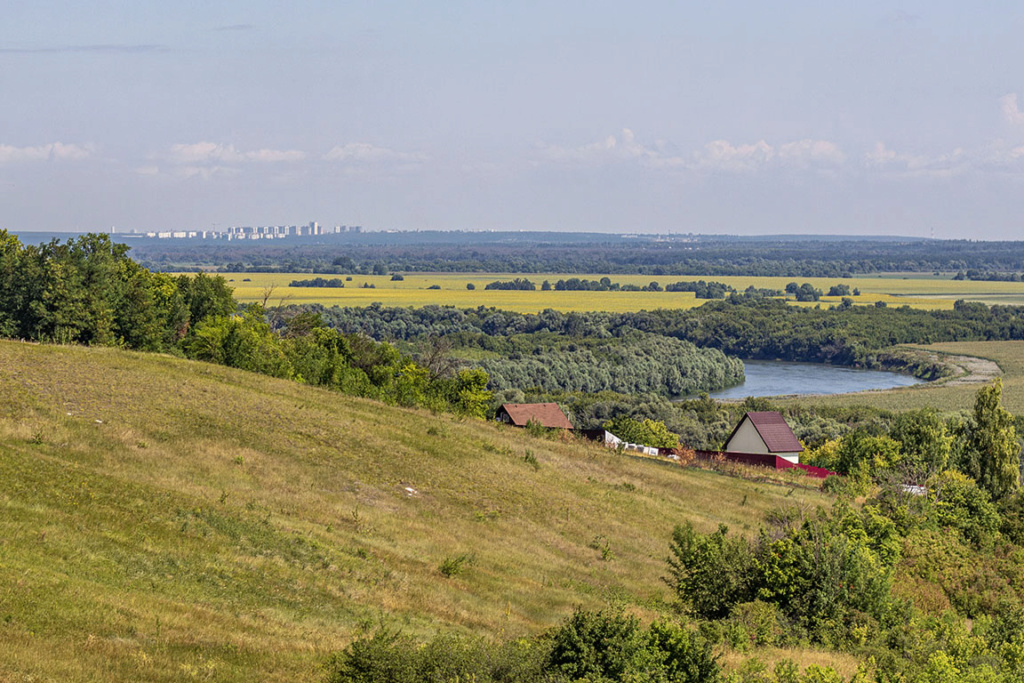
[
  {"x1": 0, "y1": 340, "x2": 831, "y2": 681},
  {"x1": 721, "y1": 646, "x2": 864, "y2": 679},
  {"x1": 204, "y1": 271, "x2": 1024, "y2": 313}
]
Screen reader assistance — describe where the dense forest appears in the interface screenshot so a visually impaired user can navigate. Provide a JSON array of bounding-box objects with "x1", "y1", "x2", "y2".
[
  {"x1": 293, "y1": 297, "x2": 1024, "y2": 375},
  {"x1": 122, "y1": 232, "x2": 1024, "y2": 277},
  {"x1": 476, "y1": 333, "x2": 744, "y2": 396}
]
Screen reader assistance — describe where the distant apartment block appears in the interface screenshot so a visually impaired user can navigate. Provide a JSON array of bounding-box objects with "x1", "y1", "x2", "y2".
[{"x1": 139, "y1": 222, "x2": 362, "y2": 240}]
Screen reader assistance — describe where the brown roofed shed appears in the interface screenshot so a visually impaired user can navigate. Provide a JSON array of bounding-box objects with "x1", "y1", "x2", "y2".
[{"x1": 496, "y1": 403, "x2": 573, "y2": 430}]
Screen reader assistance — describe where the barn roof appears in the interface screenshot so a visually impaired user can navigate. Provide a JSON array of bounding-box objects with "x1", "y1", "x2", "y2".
[
  {"x1": 499, "y1": 403, "x2": 573, "y2": 429},
  {"x1": 727, "y1": 411, "x2": 804, "y2": 453}
]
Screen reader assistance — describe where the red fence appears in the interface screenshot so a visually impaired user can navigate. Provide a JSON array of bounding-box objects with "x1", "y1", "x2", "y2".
[{"x1": 695, "y1": 450, "x2": 837, "y2": 479}]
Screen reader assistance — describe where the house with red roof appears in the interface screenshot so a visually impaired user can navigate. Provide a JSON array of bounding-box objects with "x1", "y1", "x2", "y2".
[
  {"x1": 723, "y1": 411, "x2": 804, "y2": 463},
  {"x1": 496, "y1": 403, "x2": 573, "y2": 430}
]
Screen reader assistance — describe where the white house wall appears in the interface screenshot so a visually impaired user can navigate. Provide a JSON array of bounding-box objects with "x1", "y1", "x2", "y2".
[{"x1": 724, "y1": 420, "x2": 770, "y2": 454}]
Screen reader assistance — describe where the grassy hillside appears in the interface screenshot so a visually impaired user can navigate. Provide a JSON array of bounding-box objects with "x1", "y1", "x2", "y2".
[{"x1": 0, "y1": 341, "x2": 829, "y2": 682}]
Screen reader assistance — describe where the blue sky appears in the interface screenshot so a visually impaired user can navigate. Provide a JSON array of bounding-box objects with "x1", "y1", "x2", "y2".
[{"x1": 2, "y1": 1, "x2": 1024, "y2": 237}]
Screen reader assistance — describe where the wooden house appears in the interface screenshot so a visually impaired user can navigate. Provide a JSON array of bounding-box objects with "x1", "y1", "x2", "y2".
[{"x1": 496, "y1": 403, "x2": 573, "y2": 430}]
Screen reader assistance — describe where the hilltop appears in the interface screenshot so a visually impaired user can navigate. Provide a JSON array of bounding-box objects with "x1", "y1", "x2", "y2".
[{"x1": 0, "y1": 341, "x2": 828, "y2": 682}]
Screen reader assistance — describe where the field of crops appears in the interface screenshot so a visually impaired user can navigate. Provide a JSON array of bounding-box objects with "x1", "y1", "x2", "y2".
[{"x1": 211, "y1": 271, "x2": 1024, "y2": 313}]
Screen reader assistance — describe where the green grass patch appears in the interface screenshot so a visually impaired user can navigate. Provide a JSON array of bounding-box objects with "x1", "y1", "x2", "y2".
[{"x1": 0, "y1": 340, "x2": 830, "y2": 680}]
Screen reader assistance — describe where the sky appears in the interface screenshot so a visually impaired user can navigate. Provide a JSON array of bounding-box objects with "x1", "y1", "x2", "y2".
[{"x1": 2, "y1": 1, "x2": 1024, "y2": 238}]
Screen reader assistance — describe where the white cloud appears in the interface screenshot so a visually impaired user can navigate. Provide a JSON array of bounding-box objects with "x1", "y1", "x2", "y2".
[
  {"x1": 865, "y1": 142, "x2": 968, "y2": 177},
  {"x1": 693, "y1": 139, "x2": 775, "y2": 171},
  {"x1": 0, "y1": 142, "x2": 92, "y2": 163},
  {"x1": 539, "y1": 129, "x2": 684, "y2": 167},
  {"x1": 1000, "y1": 93, "x2": 1024, "y2": 125},
  {"x1": 244, "y1": 148, "x2": 306, "y2": 163},
  {"x1": 693, "y1": 138, "x2": 844, "y2": 172},
  {"x1": 541, "y1": 132, "x2": 844, "y2": 173},
  {"x1": 323, "y1": 142, "x2": 425, "y2": 164},
  {"x1": 166, "y1": 142, "x2": 305, "y2": 164},
  {"x1": 865, "y1": 138, "x2": 1024, "y2": 177},
  {"x1": 173, "y1": 165, "x2": 238, "y2": 180},
  {"x1": 778, "y1": 139, "x2": 846, "y2": 166}
]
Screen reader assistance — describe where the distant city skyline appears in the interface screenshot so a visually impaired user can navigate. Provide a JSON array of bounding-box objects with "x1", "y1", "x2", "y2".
[{"x1": 3, "y1": 1, "x2": 1024, "y2": 239}]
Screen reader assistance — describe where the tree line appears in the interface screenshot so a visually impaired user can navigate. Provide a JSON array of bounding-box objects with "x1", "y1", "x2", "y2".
[
  {"x1": 0, "y1": 231, "x2": 235, "y2": 349},
  {"x1": 0, "y1": 231, "x2": 491, "y2": 418},
  {"x1": 131, "y1": 234, "x2": 1024, "y2": 277},
  {"x1": 295, "y1": 297, "x2": 1024, "y2": 376}
]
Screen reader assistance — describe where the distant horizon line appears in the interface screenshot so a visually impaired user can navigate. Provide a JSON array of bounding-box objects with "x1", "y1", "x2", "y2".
[{"x1": 2, "y1": 227, "x2": 959, "y2": 242}]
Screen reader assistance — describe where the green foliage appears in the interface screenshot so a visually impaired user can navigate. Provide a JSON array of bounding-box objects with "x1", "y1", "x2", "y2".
[
  {"x1": 724, "y1": 659, "x2": 852, "y2": 683},
  {"x1": 548, "y1": 609, "x2": 720, "y2": 683},
  {"x1": 835, "y1": 431, "x2": 902, "y2": 482},
  {"x1": 185, "y1": 305, "x2": 294, "y2": 378},
  {"x1": 524, "y1": 418, "x2": 548, "y2": 438},
  {"x1": 178, "y1": 303, "x2": 493, "y2": 416},
  {"x1": 828, "y1": 284, "x2": 852, "y2": 297},
  {"x1": 964, "y1": 380, "x2": 1022, "y2": 501},
  {"x1": 438, "y1": 553, "x2": 473, "y2": 578},
  {"x1": 664, "y1": 280, "x2": 738, "y2": 298},
  {"x1": 668, "y1": 503, "x2": 900, "y2": 642},
  {"x1": 484, "y1": 278, "x2": 536, "y2": 290},
  {"x1": 479, "y1": 332, "x2": 744, "y2": 398},
  {"x1": 667, "y1": 523, "x2": 757, "y2": 619},
  {"x1": 929, "y1": 471, "x2": 1001, "y2": 547},
  {"x1": 289, "y1": 277, "x2": 345, "y2": 287},
  {"x1": 727, "y1": 600, "x2": 788, "y2": 649},
  {"x1": 889, "y1": 408, "x2": 952, "y2": 475},
  {"x1": 604, "y1": 415, "x2": 680, "y2": 449},
  {"x1": 547, "y1": 609, "x2": 651, "y2": 680},
  {"x1": 998, "y1": 492, "x2": 1024, "y2": 546},
  {"x1": 0, "y1": 231, "x2": 227, "y2": 350},
  {"x1": 452, "y1": 368, "x2": 492, "y2": 418},
  {"x1": 325, "y1": 630, "x2": 550, "y2": 683},
  {"x1": 326, "y1": 612, "x2": 720, "y2": 683}
]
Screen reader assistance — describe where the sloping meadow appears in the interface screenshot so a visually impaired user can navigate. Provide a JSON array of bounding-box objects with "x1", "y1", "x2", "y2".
[{"x1": 0, "y1": 341, "x2": 829, "y2": 681}]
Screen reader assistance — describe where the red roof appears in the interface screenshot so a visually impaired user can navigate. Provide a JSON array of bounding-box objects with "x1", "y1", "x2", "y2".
[
  {"x1": 499, "y1": 403, "x2": 573, "y2": 429},
  {"x1": 727, "y1": 411, "x2": 804, "y2": 453}
]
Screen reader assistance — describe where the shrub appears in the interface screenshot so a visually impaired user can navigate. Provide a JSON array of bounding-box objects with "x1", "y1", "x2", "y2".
[
  {"x1": 667, "y1": 523, "x2": 757, "y2": 619},
  {"x1": 929, "y1": 471, "x2": 1001, "y2": 547},
  {"x1": 439, "y1": 553, "x2": 473, "y2": 578},
  {"x1": 728, "y1": 600, "x2": 787, "y2": 648},
  {"x1": 547, "y1": 609, "x2": 649, "y2": 680}
]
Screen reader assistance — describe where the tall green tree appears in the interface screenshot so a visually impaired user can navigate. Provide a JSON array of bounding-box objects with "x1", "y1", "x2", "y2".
[{"x1": 966, "y1": 379, "x2": 1021, "y2": 501}]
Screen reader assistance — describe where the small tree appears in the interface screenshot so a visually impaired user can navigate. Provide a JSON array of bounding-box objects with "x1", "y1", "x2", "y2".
[{"x1": 666, "y1": 523, "x2": 756, "y2": 619}]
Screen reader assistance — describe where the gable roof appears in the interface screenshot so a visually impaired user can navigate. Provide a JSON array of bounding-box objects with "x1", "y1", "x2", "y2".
[
  {"x1": 726, "y1": 411, "x2": 803, "y2": 453},
  {"x1": 499, "y1": 403, "x2": 573, "y2": 429}
]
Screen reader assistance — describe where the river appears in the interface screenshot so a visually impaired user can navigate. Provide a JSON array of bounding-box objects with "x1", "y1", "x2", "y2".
[{"x1": 704, "y1": 360, "x2": 925, "y2": 400}]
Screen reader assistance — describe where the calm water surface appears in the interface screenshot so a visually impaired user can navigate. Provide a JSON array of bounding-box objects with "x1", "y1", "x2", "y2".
[{"x1": 706, "y1": 360, "x2": 925, "y2": 399}]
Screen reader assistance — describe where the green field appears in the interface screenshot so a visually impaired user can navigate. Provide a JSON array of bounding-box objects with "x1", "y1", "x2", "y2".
[
  {"x1": 0, "y1": 341, "x2": 831, "y2": 681},
  {"x1": 209, "y1": 271, "x2": 1024, "y2": 313}
]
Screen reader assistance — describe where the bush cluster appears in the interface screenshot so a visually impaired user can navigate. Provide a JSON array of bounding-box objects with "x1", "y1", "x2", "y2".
[{"x1": 326, "y1": 610, "x2": 719, "y2": 683}]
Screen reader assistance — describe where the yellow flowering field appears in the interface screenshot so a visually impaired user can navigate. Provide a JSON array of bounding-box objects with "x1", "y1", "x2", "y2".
[{"x1": 206, "y1": 271, "x2": 1024, "y2": 313}]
